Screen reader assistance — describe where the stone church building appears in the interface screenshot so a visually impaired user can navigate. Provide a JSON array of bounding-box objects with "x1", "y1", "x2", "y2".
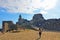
[{"x1": 2, "y1": 15, "x2": 26, "y2": 33}]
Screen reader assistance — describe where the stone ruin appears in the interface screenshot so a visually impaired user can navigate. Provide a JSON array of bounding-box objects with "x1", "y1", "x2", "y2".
[
  {"x1": 2, "y1": 21, "x2": 13, "y2": 32},
  {"x1": 2, "y1": 15, "x2": 26, "y2": 33},
  {"x1": 2, "y1": 14, "x2": 60, "y2": 33}
]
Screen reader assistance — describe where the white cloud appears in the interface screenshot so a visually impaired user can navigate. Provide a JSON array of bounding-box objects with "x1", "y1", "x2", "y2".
[
  {"x1": 0, "y1": 0, "x2": 57, "y2": 14},
  {"x1": 40, "y1": 10, "x2": 47, "y2": 14}
]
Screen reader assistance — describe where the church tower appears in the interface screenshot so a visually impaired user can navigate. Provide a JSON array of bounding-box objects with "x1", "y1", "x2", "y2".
[{"x1": 18, "y1": 15, "x2": 22, "y2": 22}]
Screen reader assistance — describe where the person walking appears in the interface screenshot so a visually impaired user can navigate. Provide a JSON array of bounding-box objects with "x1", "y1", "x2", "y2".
[
  {"x1": 36, "y1": 28, "x2": 42, "y2": 40},
  {"x1": 39, "y1": 28, "x2": 42, "y2": 39}
]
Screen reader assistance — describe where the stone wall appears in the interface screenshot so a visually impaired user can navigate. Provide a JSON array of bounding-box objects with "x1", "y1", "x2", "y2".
[{"x1": 2, "y1": 21, "x2": 13, "y2": 33}]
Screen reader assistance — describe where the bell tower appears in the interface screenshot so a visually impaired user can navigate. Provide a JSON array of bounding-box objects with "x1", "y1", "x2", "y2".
[{"x1": 18, "y1": 15, "x2": 22, "y2": 22}]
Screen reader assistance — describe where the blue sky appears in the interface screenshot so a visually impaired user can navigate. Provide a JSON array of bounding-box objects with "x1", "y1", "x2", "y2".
[
  {"x1": 0, "y1": 11, "x2": 34, "y2": 28},
  {"x1": 0, "y1": 0, "x2": 60, "y2": 28}
]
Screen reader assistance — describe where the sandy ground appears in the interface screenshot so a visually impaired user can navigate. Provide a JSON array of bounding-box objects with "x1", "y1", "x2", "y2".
[{"x1": 0, "y1": 30, "x2": 60, "y2": 40}]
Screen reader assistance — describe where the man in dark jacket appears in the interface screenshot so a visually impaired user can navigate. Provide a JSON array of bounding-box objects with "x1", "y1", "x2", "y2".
[{"x1": 39, "y1": 28, "x2": 42, "y2": 38}]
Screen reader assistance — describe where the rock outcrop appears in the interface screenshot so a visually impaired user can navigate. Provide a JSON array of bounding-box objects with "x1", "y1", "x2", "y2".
[
  {"x1": 41, "y1": 19, "x2": 60, "y2": 31},
  {"x1": 30, "y1": 14, "x2": 45, "y2": 27},
  {"x1": 30, "y1": 14, "x2": 60, "y2": 31}
]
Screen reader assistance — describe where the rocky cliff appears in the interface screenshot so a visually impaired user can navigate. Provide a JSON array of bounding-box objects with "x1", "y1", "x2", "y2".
[
  {"x1": 30, "y1": 14, "x2": 45, "y2": 27},
  {"x1": 31, "y1": 14, "x2": 60, "y2": 31},
  {"x1": 16, "y1": 14, "x2": 60, "y2": 31}
]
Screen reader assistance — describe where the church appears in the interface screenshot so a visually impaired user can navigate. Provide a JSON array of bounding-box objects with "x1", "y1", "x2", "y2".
[{"x1": 2, "y1": 15, "x2": 29, "y2": 33}]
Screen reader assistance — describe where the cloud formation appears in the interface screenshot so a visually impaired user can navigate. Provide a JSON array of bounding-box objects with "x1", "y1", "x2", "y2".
[{"x1": 0, "y1": 0, "x2": 57, "y2": 14}]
